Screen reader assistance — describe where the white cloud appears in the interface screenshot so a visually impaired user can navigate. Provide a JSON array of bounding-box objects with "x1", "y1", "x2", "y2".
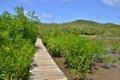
[
  {"x1": 42, "y1": 13, "x2": 53, "y2": 19},
  {"x1": 102, "y1": 0, "x2": 120, "y2": 6},
  {"x1": 24, "y1": 11, "x2": 30, "y2": 16},
  {"x1": 34, "y1": 13, "x2": 39, "y2": 17},
  {"x1": 24, "y1": 11, "x2": 39, "y2": 19}
]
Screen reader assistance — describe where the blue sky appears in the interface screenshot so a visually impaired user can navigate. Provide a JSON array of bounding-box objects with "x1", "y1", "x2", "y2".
[{"x1": 0, "y1": 0, "x2": 120, "y2": 24}]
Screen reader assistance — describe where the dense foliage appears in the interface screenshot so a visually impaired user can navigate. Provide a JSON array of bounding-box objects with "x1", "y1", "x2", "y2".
[
  {"x1": 41, "y1": 30, "x2": 108, "y2": 75},
  {"x1": 38, "y1": 21, "x2": 120, "y2": 78},
  {"x1": 0, "y1": 6, "x2": 38, "y2": 80}
]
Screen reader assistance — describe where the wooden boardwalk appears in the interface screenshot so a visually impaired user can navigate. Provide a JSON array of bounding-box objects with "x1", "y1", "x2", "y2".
[{"x1": 29, "y1": 38, "x2": 67, "y2": 80}]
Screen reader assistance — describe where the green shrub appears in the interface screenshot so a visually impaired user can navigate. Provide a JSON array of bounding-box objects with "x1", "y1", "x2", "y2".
[
  {"x1": 0, "y1": 6, "x2": 38, "y2": 80},
  {"x1": 42, "y1": 30, "x2": 107, "y2": 76}
]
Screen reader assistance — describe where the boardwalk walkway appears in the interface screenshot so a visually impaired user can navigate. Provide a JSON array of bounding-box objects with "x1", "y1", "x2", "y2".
[{"x1": 29, "y1": 38, "x2": 67, "y2": 80}]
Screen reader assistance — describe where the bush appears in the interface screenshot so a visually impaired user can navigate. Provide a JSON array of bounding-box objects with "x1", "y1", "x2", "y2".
[
  {"x1": 0, "y1": 6, "x2": 38, "y2": 80},
  {"x1": 42, "y1": 30, "x2": 107, "y2": 76}
]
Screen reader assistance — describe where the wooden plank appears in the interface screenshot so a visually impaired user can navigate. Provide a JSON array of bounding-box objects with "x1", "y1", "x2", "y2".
[{"x1": 29, "y1": 38, "x2": 67, "y2": 80}]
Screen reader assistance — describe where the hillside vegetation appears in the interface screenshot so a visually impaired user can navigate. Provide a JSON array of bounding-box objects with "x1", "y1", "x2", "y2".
[
  {"x1": 39, "y1": 20, "x2": 120, "y2": 37},
  {"x1": 38, "y1": 20, "x2": 120, "y2": 79}
]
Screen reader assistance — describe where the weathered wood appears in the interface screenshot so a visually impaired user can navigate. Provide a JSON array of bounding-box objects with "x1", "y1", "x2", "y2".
[{"x1": 29, "y1": 38, "x2": 67, "y2": 80}]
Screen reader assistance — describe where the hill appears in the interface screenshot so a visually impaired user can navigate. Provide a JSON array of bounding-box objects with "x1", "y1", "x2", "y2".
[
  {"x1": 61, "y1": 19, "x2": 120, "y2": 27},
  {"x1": 39, "y1": 19, "x2": 120, "y2": 37}
]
